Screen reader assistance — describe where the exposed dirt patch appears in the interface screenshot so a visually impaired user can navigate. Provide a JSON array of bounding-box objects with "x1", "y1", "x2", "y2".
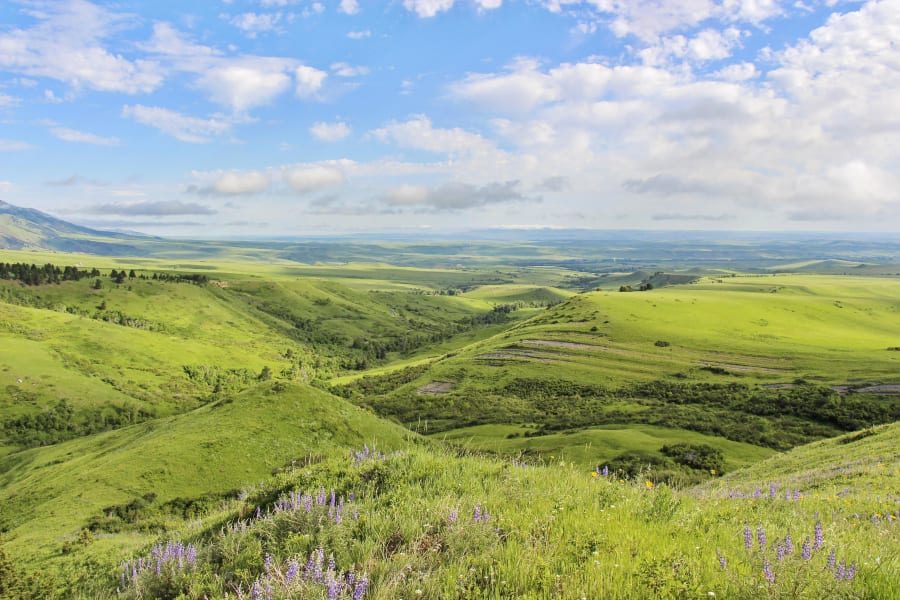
[
  {"x1": 417, "y1": 381, "x2": 455, "y2": 395},
  {"x1": 475, "y1": 351, "x2": 555, "y2": 363},
  {"x1": 699, "y1": 361, "x2": 789, "y2": 374},
  {"x1": 521, "y1": 339, "x2": 614, "y2": 352},
  {"x1": 856, "y1": 384, "x2": 900, "y2": 395}
]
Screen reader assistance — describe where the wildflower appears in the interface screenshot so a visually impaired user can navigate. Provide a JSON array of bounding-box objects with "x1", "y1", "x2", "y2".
[
  {"x1": 710, "y1": 469, "x2": 716, "y2": 475},
  {"x1": 473, "y1": 503, "x2": 482, "y2": 522},
  {"x1": 353, "y1": 575, "x2": 369, "y2": 600},
  {"x1": 716, "y1": 552, "x2": 727, "y2": 569},
  {"x1": 814, "y1": 521, "x2": 824, "y2": 550},
  {"x1": 835, "y1": 560, "x2": 846, "y2": 581},
  {"x1": 591, "y1": 471, "x2": 599, "y2": 478},
  {"x1": 743, "y1": 526, "x2": 753, "y2": 551},
  {"x1": 763, "y1": 559, "x2": 775, "y2": 584},
  {"x1": 801, "y1": 537, "x2": 811, "y2": 560},
  {"x1": 602, "y1": 465, "x2": 609, "y2": 477},
  {"x1": 846, "y1": 563, "x2": 858, "y2": 581},
  {"x1": 776, "y1": 544, "x2": 785, "y2": 561},
  {"x1": 286, "y1": 561, "x2": 299, "y2": 585},
  {"x1": 827, "y1": 549, "x2": 836, "y2": 571},
  {"x1": 757, "y1": 526, "x2": 767, "y2": 550},
  {"x1": 645, "y1": 480, "x2": 654, "y2": 490},
  {"x1": 784, "y1": 532, "x2": 793, "y2": 555},
  {"x1": 769, "y1": 483, "x2": 777, "y2": 499}
]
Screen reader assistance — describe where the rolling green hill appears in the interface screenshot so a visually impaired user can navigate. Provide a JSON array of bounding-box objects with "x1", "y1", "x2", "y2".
[{"x1": 0, "y1": 383, "x2": 413, "y2": 566}]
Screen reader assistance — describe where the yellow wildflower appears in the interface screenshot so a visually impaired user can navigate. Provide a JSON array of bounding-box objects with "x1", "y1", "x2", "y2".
[{"x1": 645, "y1": 481, "x2": 654, "y2": 489}]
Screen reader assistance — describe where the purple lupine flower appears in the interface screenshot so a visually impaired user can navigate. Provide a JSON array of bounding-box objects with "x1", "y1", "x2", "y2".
[
  {"x1": 752, "y1": 488, "x2": 762, "y2": 499},
  {"x1": 349, "y1": 492, "x2": 355, "y2": 503},
  {"x1": 793, "y1": 490, "x2": 800, "y2": 501},
  {"x1": 250, "y1": 580, "x2": 261, "y2": 600},
  {"x1": 304, "y1": 495, "x2": 313, "y2": 513},
  {"x1": 846, "y1": 563, "x2": 857, "y2": 581},
  {"x1": 330, "y1": 490, "x2": 336, "y2": 509},
  {"x1": 717, "y1": 552, "x2": 727, "y2": 569},
  {"x1": 335, "y1": 503, "x2": 343, "y2": 525},
  {"x1": 814, "y1": 521, "x2": 824, "y2": 550},
  {"x1": 769, "y1": 483, "x2": 777, "y2": 499},
  {"x1": 776, "y1": 544, "x2": 785, "y2": 561},
  {"x1": 264, "y1": 553, "x2": 273, "y2": 574},
  {"x1": 327, "y1": 555, "x2": 336, "y2": 573},
  {"x1": 353, "y1": 575, "x2": 369, "y2": 600},
  {"x1": 743, "y1": 526, "x2": 753, "y2": 550},
  {"x1": 326, "y1": 572, "x2": 340, "y2": 600},
  {"x1": 602, "y1": 465, "x2": 609, "y2": 477},
  {"x1": 482, "y1": 509, "x2": 490, "y2": 523},
  {"x1": 784, "y1": 532, "x2": 793, "y2": 555},
  {"x1": 318, "y1": 487, "x2": 326, "y2": 505},
  {"x1": 835, "y1": 560, "x2": 846, "y2": 581},
  {"x1": 802, "y1": 537, "x2": 811, "y2": 560},
  {"x1": 286, "y1": 561, "x2": 299, "y2": 585},
  {"x1": 473, "y1": 503, "x2": 482, "y2": 522},
  {"x1": 827, "y1": 549, "x2": 836, "y2": 570},
  {"x1": 353, "y1": 508, "x2": 359, "y2": 520},
  {"x1": 763, "y1": 559, "x2": 775, "y2": 583},
  {"x1": 314, "y1": 548, "x2": 325, "y2": 582},
  {"x1": 449, "y1": 509, "x2": 458, "y2": 524},
  {"x1": 757, "y1": 526, "x2": 767, "y2": 550}
]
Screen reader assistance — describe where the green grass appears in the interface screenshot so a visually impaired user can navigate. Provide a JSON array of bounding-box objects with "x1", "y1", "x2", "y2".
[
  {"x1": 17, "y1": 422, "x2": 894, "y2": 599},
  {"x1": 432, "y1": 423, "x2": 775, "y2": 471},
  {"x1": 0, "y1": 383, "x2": 413, "y2": 566}
]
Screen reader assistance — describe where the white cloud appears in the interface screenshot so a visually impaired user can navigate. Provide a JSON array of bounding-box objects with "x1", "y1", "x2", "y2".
[
  {"x1": 402, "y1": 0, "x2": 502, "y2": 17},
  {"x1": 310, "y1": 121, "x2": 352, "y2": 141},
  {"x1": 0, "y1": 0, "x2": 163, "y2": 94},
  {"x1": 228, "y1": 12, "x2": 284, "y2": 38},
  {"x1": 50, "y1": 126, "x2": 120, "y2": 146},
  {"x1": 371, "y1": 115, "x2": 497, "y2": 158},
  {"x1": 331, "y1": 62, "x2": 370, "y2": 77},
  {"x1": 282, "y1": 165, "x2": 346, "y2": 193},
  {"x1": 199, "y1": 58, "x2": 294, "y2": 111},
  {"x1": 339, "y1": 0, "x2": 360, "y2": 15},
  {"x1": 295, "y1": 65, "x2": 328, "y2": 98},
  {"x1": 403, "y1": 0, "x2": 456, "y2": 18},
  {"x1": 347, "y1": 30, "x2": 372, "y2": 39},
  {"x1": 714, "y1": 62, "x2": 758, "y2": 81},
  {"x1": 122, "y1": 105, "x2": 233, "y2": 143},
  {"x1": 212, "y1": 171, "x2": 271, "y2": 195}
]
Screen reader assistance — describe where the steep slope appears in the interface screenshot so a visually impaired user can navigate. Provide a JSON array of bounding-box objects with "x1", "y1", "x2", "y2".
[
  {"x1": 0, "y1": 382, "x2": 414, "y2": 564},
  {"x1": 0, "y1": 200, "x2": 146, "y2": 255}
]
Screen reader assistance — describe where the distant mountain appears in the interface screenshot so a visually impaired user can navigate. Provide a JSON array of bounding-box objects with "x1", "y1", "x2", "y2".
[{"x1": 0, "y1": 200, "x2": 147, "y2": 255}]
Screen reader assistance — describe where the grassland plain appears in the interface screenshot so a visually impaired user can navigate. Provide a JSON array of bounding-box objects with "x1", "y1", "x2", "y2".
[
  {"x1": 4, "y1": 422, "x2": 894, "y2": 599},
  {"x1": 0, "y1": 244, "x2": 898, "y2": 598},
  {"x1": 335, "y1": 274, "x2": 900, "y2": 473}
]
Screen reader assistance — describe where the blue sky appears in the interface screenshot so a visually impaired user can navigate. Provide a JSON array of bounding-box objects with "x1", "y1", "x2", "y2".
[{"x1": 1, "y1": 0, "x2": 898, "y2": 236}]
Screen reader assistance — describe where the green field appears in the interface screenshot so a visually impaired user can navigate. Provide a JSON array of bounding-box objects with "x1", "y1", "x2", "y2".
[{"x1": 0, "y1": 239, "x2": 898, "y2": 599}]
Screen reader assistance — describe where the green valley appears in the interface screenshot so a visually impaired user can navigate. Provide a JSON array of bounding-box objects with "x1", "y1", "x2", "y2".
[{"x1": 0, "y1": 224, "x2": 898, "y2": 599}]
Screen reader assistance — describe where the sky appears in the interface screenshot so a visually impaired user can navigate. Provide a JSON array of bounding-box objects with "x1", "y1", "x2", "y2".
[{"x1": 0, "y1": 0, "x2": 898, "y2": 237}]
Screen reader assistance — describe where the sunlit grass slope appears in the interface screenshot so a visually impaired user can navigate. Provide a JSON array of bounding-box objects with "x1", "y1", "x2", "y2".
[
  {"x1": 42, "y1": 422, "x2": 897, "y2": 599},
  {"x1": 0, "y1": 383, "x2": 412, "y2": 565},
  {"x1": 420, "y1": 274, "x2": 900, "y2": 387}
]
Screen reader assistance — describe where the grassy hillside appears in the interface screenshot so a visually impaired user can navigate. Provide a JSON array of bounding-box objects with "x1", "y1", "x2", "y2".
[
  {"x1": 7, "y1": 422, "x2": 893, "y2": 599},
  {"x1": 335, "y1": 274, "x2": 900, "y2": 473},
  {"x1": 0, "y1": 383, "x2": 413, "y2": 567}
]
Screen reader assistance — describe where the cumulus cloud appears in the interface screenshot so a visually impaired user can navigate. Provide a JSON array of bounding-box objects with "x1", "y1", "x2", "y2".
[
  {"x1": 402, "y1": 0, "x2": 502, "y2": 17},
  {"x1": 198, "y1": 58, "x2": 294, "y2": 111},
  {"x1": 295, "y1": 65, "x2": 328, "y2": 98},
  {"x1": 331, "y1": 62, "x2": 369, "y2": 77},
  {"x1": 310, "y1": 121, "x2": 352, "y2": 142},
  {"x1": 50, "y1": 126, "x2": 120, "y2": 146},
  {"x1": 371, "y1": 115, "x2": 496, "y2": 158},
  {"x1": 84, "y1": 201, "x2": 216, "y2": 216},
  {"x1": 0, "y1": 0, "x2": 163, "y2": 94},
  {"x1": 339, "y1": 0, "x2": 360, "y2": 15},
  {"x1": 228, "y1": 12, "x2": 284, "y2": 38},
  {"x1": 122, "y1": 105, "x2": 233, "y2": 143},
  {"x1": 347, "y1": 30, "x2": 371, "y2": 39},
  {"x1": 206, "y1": 171, "x2": 271, "y2": 195},
  {"x1": 282, "y1": 165, "x2": 346, "y2": 193}
]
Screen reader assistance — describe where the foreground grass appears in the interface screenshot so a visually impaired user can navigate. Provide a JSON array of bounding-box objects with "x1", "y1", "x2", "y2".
[{"x1": 6, "y1": 422, "x2": 894, "y2": 599}]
